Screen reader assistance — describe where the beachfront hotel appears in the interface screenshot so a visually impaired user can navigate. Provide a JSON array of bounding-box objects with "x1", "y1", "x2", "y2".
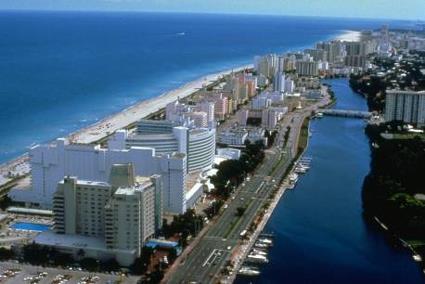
[
  {"x1": 119, "y1": 119, "x2": 216, "y2": 173},
  {"x1": 384, "y1": 89, "x2": 425, "y2": 126},
  {"x1": 35, "y1": 164, "x2": 161, "y2": 266},
  {"x1": 10, "y1": 137, "x2": 188, "y2": 214}
]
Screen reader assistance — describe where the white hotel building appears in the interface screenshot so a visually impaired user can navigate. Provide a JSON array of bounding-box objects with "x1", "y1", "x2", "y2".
[
  {"x1": 121, "y1": 120, "x2": 216, "y2": 173},
  {"x1": 10, "y1": 138, "x2": 187, "y2": 214},
  {"x1": 35, "y1": 164, "x2": 162, "y2": 266},
  {"x1": 384, "y1": 90, "x2": 425, "y2": 126}
]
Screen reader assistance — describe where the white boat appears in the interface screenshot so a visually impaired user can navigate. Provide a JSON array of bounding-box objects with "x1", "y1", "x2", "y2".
[
  {"x1": 251, "y1": 249, "x2": 267, "y2": 256},
  {"x1": 238, "y1": 266, "x2": 260, "y2": 276},
  {"x1": 288, "y1": 173, "x2": 299, "y2": 189},
  {"x1": 254, "y1": 242, "x2": 269, "y2": 248},
  {"x1": 247, "y1": 254, "x2": 269, "y2": 263},
  {"x1": 257, "y1": 238, "x2": 273, "y2": 246},
  {"x1": 413, "y1": 254, "x2": 422, "y2": 262}
]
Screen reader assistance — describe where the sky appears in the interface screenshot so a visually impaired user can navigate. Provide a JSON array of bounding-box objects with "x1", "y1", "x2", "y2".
[{"x1": 0, "y1": 0, "x2": 424, "y2": 21}]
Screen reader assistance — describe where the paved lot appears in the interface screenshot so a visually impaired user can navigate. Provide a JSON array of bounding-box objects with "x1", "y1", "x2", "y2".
[{"x1": 0, "y1": 262, "x2": 139, "y2": 284}]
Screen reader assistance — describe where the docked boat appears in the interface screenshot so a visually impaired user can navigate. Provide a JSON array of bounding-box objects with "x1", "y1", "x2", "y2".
[
  {"x1": 288, "y1": 173, "x2": 299, "y2": 189},
  {"x1": 238, "y1": 266, "x2": 261, "y2": 276},
  {"x1": 254, "y1": 242, "x2": 270, "y2": 249},
  {"x1": 259, "y1": 232, "x2": 275, "y2": 239},
  {"x1": 251, "y1": 248, "x2": 268, "y2": 256},
  {"x1": 257, "y1": 237, "x2": 273, "y2": 246},
  {"x1": 413, "y1": 254, "x2": 422, "y2": 262},
  {"x1": 247, "y1": 254, "x2": 269, "y2": 264}
]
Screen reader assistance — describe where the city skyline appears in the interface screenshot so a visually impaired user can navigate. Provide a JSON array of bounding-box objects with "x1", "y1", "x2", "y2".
[{"x1": 0, "y1": 0, "x2": 424, "y2": 21}]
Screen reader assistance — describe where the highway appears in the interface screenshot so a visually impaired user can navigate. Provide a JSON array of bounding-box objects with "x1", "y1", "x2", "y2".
[
  {"x1": 166, "y1": 95, "x2": 330, "y2": 284},
  {"x1": 167, "y1": 114, "x2": 301, "y2": 283}
]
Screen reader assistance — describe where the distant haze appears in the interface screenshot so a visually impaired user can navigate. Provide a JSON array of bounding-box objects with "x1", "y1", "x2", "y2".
[{"x1": 0, "y1": 0, "x2": 424, "y2": 21}]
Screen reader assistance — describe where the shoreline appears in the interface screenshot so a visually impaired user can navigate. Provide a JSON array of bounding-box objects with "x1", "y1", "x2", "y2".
[
  {"x1": 0, "y1": 29, "x2": 358, "y2": 187},
  {"x1": 68, "y1": 64, "x2": 252, "y2": 144}
]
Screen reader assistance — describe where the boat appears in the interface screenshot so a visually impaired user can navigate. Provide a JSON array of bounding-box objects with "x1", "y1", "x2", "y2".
[
  {"x1": 246, "y1": 254, "x2": 269, "y2": 263},
  {"x1": 254, "y1": 242, "x2": 269, "y2": 249},
  {"x1": 259, "y1": 232, "x2": 275, "y2": 239},
  {"x1": 238, "y1": 266, "x2": 260, "y2": 276},
  {"x1": 251, "y1": 249, "x2": 268, "y2": 256},
  {"x1": 295, "y1": 165, "x2": 308, "y2": 174},
  {"x1": 288, "y1": 173, "x2": 299, "y2": 189},
  {"x1": 413, "y1": 254, "x2": 422, "y2": 262},
  {"x1": 257, "y1": 238, "x2": 273, "y2": 246}
]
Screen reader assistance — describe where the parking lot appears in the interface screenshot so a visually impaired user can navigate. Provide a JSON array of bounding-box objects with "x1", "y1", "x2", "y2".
[{"x1": 0, "y1": 262, "x2": 139, "y2": 284}]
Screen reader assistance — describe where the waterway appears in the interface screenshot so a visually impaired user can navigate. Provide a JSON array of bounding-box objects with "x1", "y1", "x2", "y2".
[{"x1": 235, "y1": 78, "x2": 425, "y2": 283}]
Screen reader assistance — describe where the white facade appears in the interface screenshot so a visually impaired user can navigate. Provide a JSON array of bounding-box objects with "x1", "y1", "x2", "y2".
[
  {"x1": 262, "y1": 107, "x2": 288, "y2": 129},
  {"x1": 252, "y1": 97, "x2": 272, "y2": 110},
  {"x1": 124, "y1": 123, "x2": 216, "y2": 173},
  {"x1": 237, "y1": 109, "x2": 249, "y2": 126},
  {"x1": 384, "y1": 90, "x2": 425, "y2": 126},
  {"x1": 285, "y1": 78, "x2": 295, "y2": 93},
  {"x1": 44, "y1": 165, "x2": 162, "y2": 266},
  {"x1": 295, "y1": 60, "x2": 319, "y2": 77},
  {"x1": 216, "y1": 148, "x2": 241, "y2": 160},
  {"x1": 273, "y1": 72, "x2": 286, "y2": 93},
  {"x1": 11, "y1": 138, "x2": 187, "y2": 214},
  {"x1": 218, "y1": 129, "x2": 248, "y2": 146}
]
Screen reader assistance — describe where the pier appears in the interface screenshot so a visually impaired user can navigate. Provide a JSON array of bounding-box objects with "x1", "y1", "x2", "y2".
[{"x1": 318, "y1": 109, "x2": 372, "y2": 119}]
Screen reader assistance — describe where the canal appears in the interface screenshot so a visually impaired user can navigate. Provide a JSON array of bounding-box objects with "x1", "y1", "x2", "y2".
[{"x1": 235, "y1": 78, "x2": 425, "y2": 283}]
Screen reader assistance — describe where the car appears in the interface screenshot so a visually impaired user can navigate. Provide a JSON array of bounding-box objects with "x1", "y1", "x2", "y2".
[
  {"x1": 227, "y1": 246, "x2": 232, "y2": 250},
  {"x1": 223, "y1": 204, "x2": 228, "y2": 209}
]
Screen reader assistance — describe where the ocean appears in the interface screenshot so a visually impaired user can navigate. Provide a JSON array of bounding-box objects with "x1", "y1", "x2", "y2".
[{"x1": 0, "y1": 11, "x2": 413, "y2": 163}]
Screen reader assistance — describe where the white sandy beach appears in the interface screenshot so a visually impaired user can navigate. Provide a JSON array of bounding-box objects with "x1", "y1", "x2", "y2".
[
  {"x1": 0, "y1": 29, "x2": 360, "y2": 182},
  {"x1": 69, "y1": 65, "x2": 252, "y2": 144}
]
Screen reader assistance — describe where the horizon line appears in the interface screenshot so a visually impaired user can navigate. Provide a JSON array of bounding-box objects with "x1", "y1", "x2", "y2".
[{"x1": 0, "y1": 8, "x2": 423, "y2": 22}]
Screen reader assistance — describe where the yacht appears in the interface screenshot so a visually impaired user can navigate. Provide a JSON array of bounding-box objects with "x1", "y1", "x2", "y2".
[
  {"x1": 247, "y1": 254, "x2": 269, "y2": 264},
  {"x1": 238, "y1": 266, "x2": 261, "y2": 276}
]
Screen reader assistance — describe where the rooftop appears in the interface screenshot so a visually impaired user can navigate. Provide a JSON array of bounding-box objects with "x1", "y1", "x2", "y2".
[{"x1": 35, "y1": 231, "x2": 107, "y2": 251}]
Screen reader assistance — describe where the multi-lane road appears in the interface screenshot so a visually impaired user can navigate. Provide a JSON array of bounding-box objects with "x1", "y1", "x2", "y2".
[
  {"x1": 166, "y1": 94, "x2": 331, "y2": 284},
  {"x1": 167, "y1": 115, "x2": 303, "y2": 283}
]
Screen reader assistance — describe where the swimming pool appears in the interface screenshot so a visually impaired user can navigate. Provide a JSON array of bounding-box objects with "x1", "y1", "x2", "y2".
[{"x1": 10, "y1": 222, "x2": 50, "y2": 232}]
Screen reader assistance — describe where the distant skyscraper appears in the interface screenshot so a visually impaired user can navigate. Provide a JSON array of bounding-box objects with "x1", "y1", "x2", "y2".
[{"x1": 273, "y1": 72, "x2": 286, "y2": 93}]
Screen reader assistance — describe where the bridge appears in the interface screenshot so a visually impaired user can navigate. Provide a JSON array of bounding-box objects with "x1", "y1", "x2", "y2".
[{"x1": 318, "y1": 109, "x2": 372, "y2": 119}]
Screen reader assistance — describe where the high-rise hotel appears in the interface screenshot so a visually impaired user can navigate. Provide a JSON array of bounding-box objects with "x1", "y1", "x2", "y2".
[
  {"x1": 36, "y1": 164, "x2": 162, "y2": 266},
  {"x1": 384, "y1": 90, "x2": 425, "y2": 126}
]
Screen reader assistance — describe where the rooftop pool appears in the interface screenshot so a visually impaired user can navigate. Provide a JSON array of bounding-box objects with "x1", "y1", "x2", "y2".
[{"x1": 10, "y1": 222, "x2": 50, "y2": 232}]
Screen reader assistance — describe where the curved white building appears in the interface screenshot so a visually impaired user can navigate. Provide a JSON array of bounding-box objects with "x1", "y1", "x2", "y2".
[
  {"x1": 119, "y1": 121, "x2": 216, "y2": 173},
  {"x1": 188, "y1": 128, "x2": 216, "y2": 172}
]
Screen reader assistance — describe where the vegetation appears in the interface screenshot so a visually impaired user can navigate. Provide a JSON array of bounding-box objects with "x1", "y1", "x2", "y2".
[
  {"x1": 0, "y1": 247, "x2": 14, "y2": 260},
  {"x1": 203, "y1": 199, "x2": 224, "y2": 219},
  {"x1": 235, "y1": 206, "x2": 246, "y2": 217},
  {"x1": 349, "y1": 50, "x2": 425, "y2": 113},
  {"x1": 211, "y1": 141, "x2": 265, "y2": 199},
  {"x1": 363, "y1": 123, "x2": 425, "y2": 238},
  {"x1": 162, "y1": 209, "x2": 203, "y2": 247},
  {"x1": 0, "y1": 196, "x2": 12, "y2": 210},
  {"x1": 130, "y1": 247, "x2": 154, "y2": 275},
  {"x1": 265, "y1": 130, "x2": 278, "y2": 148},
  {"x1": 297, "y1": 118, "x2": 310, "y2": 155}
]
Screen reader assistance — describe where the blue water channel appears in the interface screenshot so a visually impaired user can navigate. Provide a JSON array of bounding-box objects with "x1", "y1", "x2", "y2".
[{"x1": 235, "y1": 79, "x2": 425, "y2": 283}]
